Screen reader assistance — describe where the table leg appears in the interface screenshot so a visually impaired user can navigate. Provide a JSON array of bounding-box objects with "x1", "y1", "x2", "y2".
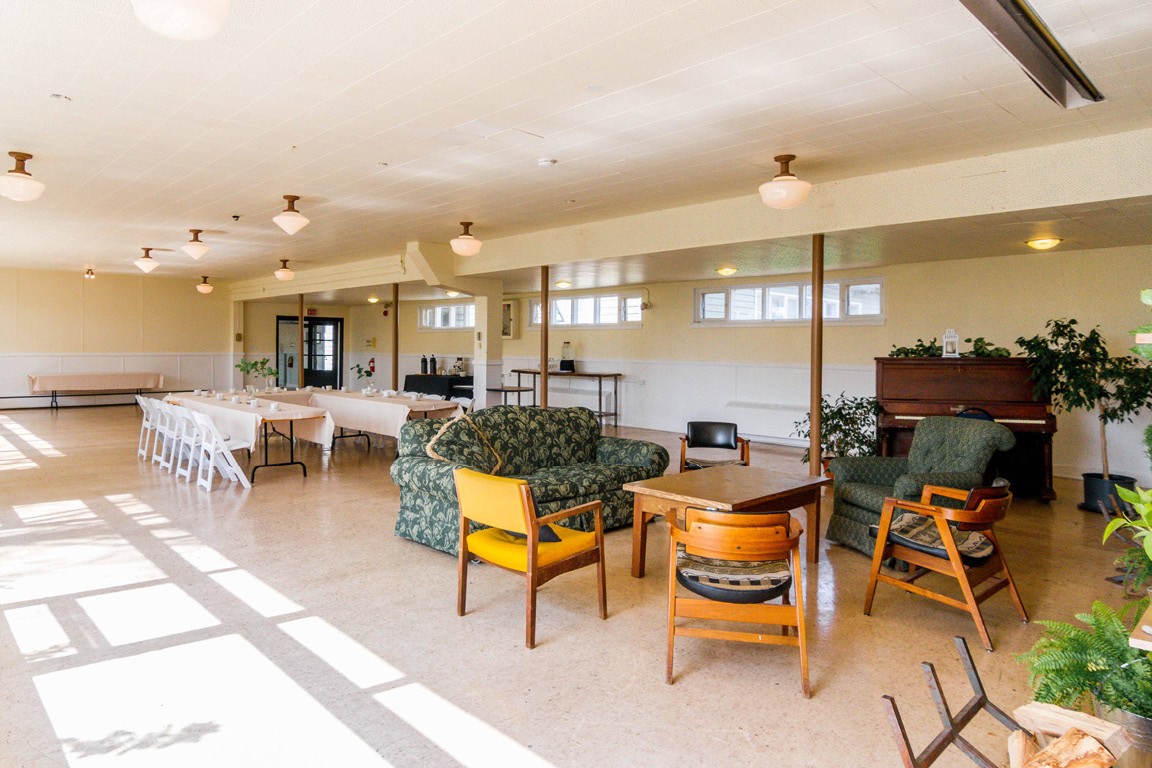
[
  {"x1": 631, "y1": 495, "x2": 648, "y2": 578},
  {"x1": 250, "y1": 419, "x2": 308, "y2": 481},
  {"x1": 804, "y1": 498, "x2": 821, "y2": 564}
]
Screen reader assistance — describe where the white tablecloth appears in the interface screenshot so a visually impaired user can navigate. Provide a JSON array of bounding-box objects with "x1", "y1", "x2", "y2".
[
  {"x1": 262, "y1": 390, "x2": 460, "y2": 437},
  {"x1": 29, "y1": 372, "x2": 164, "y2": 393},
  {"x1": 167, "y1": 394, "x2": 335, "y2": 448}
]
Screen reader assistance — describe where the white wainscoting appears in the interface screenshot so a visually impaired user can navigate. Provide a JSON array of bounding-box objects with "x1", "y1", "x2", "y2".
[{"x1": 0, "y1": 353, "x2": 236, "y2": 408}]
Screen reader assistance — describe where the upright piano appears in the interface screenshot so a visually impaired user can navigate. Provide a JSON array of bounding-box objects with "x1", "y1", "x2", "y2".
[{"x1": 875, "y1": 357, "x2": 1056, "y2": 500}]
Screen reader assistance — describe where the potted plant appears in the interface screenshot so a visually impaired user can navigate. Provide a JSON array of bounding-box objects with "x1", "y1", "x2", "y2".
[
  {"x1": 1107, "y1": 486, "x2": 1152, "y2": 596},
  {"x1": 793, "y1": 392, "x2": 880, "y2": 473},
  {"x1": 235, "y1": 357, "x2": 278, "y2": 393},
  {"x1": 351, "y1": 363, "x2": 373, "y2": 392},
  {"x1": 1017, "y1": 319, "x2": 1152, "y2": 512}
]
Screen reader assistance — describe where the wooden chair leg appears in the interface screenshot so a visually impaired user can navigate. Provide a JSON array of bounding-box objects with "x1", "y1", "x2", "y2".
[
  {"x1": 780, "y1": 592, "x2": 791, "y2": 636},
  {"x1": 666, "y1": 537, "x2": 678, "y2": 685},
  {"x1": 457, "y1": 537, "x2": 468, "y2": 617},
  {"x1": 986, "y1": 531, "x2": 1029, "y2": 623},
  {"x1": 937, "y1": 518, "x2": 994, "y2": 652},
  {"x1": 596, "y1": 543, "x2": 607, "y2": 621},
  {"x1": 525, "y1": 573, "x2": 538, "y2": 650},
  {"x1": 793, "y1": 547, "x2": 810, "y2": 699},
  {"x1": 864, "y1": 503, "x2": 895, "y2": 615}
]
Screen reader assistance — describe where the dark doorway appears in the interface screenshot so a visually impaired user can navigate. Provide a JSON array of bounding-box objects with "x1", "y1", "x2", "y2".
[{"x1": 276, "y1": 316, "x2": 344, "y2": 389}]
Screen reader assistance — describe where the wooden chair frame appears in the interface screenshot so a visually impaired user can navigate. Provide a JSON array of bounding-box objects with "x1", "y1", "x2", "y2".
[
  {"x1": 864, "y1": 485, "x2": 1028, "y2": 651},
  {"x1": 678, "y1": 430, "x2": 751, "y2": 473},
  {"x1": 456, "y1": 478, "x2": 607, "y2": 649},
  {"x1": 666, "y1": 509, "x2": 809, "y2": 696}
]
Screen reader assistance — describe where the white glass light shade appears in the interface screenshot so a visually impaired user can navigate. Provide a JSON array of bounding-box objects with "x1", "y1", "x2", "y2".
[
  {"x1": 196, "y1": 277, "x2": 214, "y2": 294},
  {"x1": 274, "y1": 260, "x2": 295, "y2": 281},
  {"x1": 758, "y1": 175, "x2": 812, "y2": 209},
  {"x1": 273, "y1": 210, "x2": 309, "y2": 236},
  {"x1": 450, "y1": 234, "x2": 482, "y2": 256},
  {"x1": 0, "y1": 171, "x2": 45, "y2": 202},
  {"x1": 135, "y1": 256, "x2": 159, "y2": 273},
  {"x1": 182, "y1": 233, "x2": 209, "y2": 259},
  {"x1": 130, "y1": 0, "x2": 229, "y2": 41}
]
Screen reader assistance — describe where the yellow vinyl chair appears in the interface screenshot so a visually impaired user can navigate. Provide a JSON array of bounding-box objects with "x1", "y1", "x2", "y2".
[{"x1": 453, "y1": 467, "x2": 607, "y2": 649}]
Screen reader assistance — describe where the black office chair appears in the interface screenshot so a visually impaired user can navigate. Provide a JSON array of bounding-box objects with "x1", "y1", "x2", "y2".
[{"x1": 679, "y1": 421, "x2": 750, "y2": 473}]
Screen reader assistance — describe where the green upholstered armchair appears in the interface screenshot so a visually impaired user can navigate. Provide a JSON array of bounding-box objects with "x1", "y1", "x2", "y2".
[{"x1": 825, "y1": 416, "x2": 1016, "y2": 556}]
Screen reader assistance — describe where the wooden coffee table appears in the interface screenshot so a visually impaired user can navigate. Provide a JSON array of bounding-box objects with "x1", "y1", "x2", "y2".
[{"x1": 623, "y1": 466, "x2": 831, "y2": 577}]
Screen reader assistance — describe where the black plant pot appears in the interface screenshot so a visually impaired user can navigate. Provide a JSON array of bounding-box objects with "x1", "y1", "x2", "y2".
[{"x1": 1079, "y1": 472, "x2": 1137, "y2": 513}]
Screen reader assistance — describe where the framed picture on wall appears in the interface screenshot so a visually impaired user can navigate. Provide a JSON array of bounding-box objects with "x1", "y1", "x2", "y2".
[{"x1": 501, "y1": 300, "x2": 517, "y2": 339}]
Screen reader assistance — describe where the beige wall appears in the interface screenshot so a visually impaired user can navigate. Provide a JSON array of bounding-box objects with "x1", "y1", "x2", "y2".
[
  {"x1": 0, "y1": 268, "x2": 230, "y2": 354},
  {"x1": 400, "y1": 301, "x2": 473, "y2": 356},
  {"x1": 500, "y1": 245, "x2": 1150, "y2": 366},
  {"x1": 241, "y1": 301, "x2": 350, "y2": 356}
]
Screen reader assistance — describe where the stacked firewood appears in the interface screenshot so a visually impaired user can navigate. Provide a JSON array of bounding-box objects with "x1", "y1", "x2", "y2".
[{"x1": 1009, "y1": 702, "x2": 1133, "y2": 768}]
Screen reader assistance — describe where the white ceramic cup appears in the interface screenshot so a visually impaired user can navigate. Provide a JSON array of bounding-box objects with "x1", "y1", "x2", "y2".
[
  {"x1": 231, "y1": 395, "x2": 240, "y2": 403},
  {"x1": 215, "y1": 393, "x2": 224, "y2": 400},
  {"x1": 250, "y1": 398, "x2": 259, "y2": 407},
  {"x1": 269, "y1": 402, "x2": 280, "y2": 411}
]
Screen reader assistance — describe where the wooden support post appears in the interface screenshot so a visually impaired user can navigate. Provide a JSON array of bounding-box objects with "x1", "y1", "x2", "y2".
[
  {"x1": 540, "y1": 265, "x2": 549, "y2": 409},
  {"x1": 298, "y1": 293, "x2": 305, "y2": 389},
  {"x1": 391, "y1": 282, "x2": 399, "y2": 391},
  {"x1": 809, "y1": 233, "x2": 824, "y2": 477}
]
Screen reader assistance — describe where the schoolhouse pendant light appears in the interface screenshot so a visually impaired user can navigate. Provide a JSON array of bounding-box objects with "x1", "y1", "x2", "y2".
[
  {"x1": 135, "y1": 248, "x2": 159, "y2": 274},
  {"x1": 196, "y1": 276, "x2": 214, "y2": 294},
  {"x1": 84, "y1": 268, "x2": 95, "y2": 280},
  {"x1": 0, "y1": 152, "x2": 46, "y2": 202},
  {"x1": 274, "y1": 259, "x2": 295, "y2": 281},
  {"x1": 450, "y1": 221, "x2": 482, "y2": 256},
  {"x1": 758, "y1": 154, "x2": 812, "y2": 210},
  {"x1": 273, "y1": 195, "x2": 310, "y2": 235},
  {"x1": 130, "y1": 0, "x2": 230, "y2": 41},
  {"x1": 182, "y1": 229, "x2": 209, "y2": 259}
]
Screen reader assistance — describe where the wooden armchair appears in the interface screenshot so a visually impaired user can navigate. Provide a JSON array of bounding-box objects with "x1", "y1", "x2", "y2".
[
  {"x1": 454, "y1": 467, "x2": 607, "y2": 649},
  {"x1": 666, "y1": 508, "x2": 809, "y2": 696},
  {"x1": 864, "y1": 483, "x2": 1028, "y2": 651}
]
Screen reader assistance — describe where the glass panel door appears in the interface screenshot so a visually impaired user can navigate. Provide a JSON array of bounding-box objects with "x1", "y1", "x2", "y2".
[{"x1": 276, "y1": 316, "x2": 343, "y2": 389}]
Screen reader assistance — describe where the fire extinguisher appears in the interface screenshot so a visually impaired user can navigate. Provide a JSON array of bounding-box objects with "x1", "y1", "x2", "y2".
[{"x1": 368, "y1": 357, "x2": 375, "y2": 374}]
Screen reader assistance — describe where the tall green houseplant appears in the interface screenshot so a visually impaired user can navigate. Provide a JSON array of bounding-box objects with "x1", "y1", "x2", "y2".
[
  {"x1": 1017, "y1": 319, "x2": 1152, "y2": 508},
  {"x1": 792, "y1": 392, "x2": 880, "y2": 465}
]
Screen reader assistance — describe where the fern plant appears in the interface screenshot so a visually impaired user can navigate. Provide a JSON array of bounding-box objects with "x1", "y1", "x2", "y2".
[{"x1": 1019, "y1": 599, "x2": 1152, "y2": 719}]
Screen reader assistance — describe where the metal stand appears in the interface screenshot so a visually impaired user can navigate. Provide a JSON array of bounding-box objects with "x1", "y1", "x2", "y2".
[
  {"x1": 331, "y1": 427, "x2": 370, "y2": 452},
  {"x1": 250, "y1": 420, "x2": 307, "y2": 481},
  {"x1": 883, "y1": 636, "x2": 1028, "y2": 768}
]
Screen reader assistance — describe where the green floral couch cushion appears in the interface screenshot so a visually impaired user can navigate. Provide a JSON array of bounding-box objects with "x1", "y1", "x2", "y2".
[
  {"x1": 391, "y1": 405, "x2": 669, "y2": 555},
  {"x1": 425, "y1": 414, "x2": 501, "y2": 474}
]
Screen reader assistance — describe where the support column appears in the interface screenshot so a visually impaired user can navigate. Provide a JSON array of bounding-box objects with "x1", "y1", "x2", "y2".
[
  {"x1": 809, "y1": 233, "x2": 824, "y2": 477},
  {"x1": 540, "y1": 265, "x2": 549, "y2": 409},
  {"x1": 298, "y1": 294, "x2": 305, "y2": 389},
  {"x1": 391, "y1": 282, "x2": 399, "y2": 391}
]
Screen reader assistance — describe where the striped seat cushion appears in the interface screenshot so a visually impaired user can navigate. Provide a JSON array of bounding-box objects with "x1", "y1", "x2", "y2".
[
  {"x1": 882, "y1": 512, "x2": 994, "y2": 565},
  {"x1": 684, "y1": 457, "x2": 745, "y2": 470},
  {"x1": 675, "y1": 549, "x2": 791, "y2": 604}
]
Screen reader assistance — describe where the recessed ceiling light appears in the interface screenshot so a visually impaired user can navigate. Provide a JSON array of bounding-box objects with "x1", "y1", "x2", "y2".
[
  {"x1": 716, "y1": 267, "x2": 738, "y2": 276},
  {"x1": 49, "y1": 93, "x2": 72, "y2": 102},
  {"x1": 367, "y1": 296, "x2": 380, "y2": 304},
  {"x1": 554, "y1": 280, "x2": 571, "y2": 289},
  {"x1": 1026, "y1": 237, "x2": 1062, "y2": 250},
  {"x1": 445, "y1": 290, "x2": 461, "y2": 298},
  {"x1": 538, "y1": 158, "x2": 557, "y2": 168}
]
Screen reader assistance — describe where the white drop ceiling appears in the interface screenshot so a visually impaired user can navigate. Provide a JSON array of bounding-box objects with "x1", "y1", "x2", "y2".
[{"x1": 1, "y1": 0, "x2": 1151, "y2": 285}]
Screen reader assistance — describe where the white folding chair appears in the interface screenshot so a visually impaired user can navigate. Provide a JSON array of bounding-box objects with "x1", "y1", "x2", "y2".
[
  {"x1": 422, "y1": 394, "x2": 446, "y2": 400},
  {"x1": 450, "y1": 396, "x2": 475, "y2": 413},
  {"x1": 161, "y1": 404, "x2": 194, "y2": 474},
  {"x1": 136, "y1": 395, "x2": 157, "y2": 459},
  {"x1": 151, "y1": 400, "x2": 179, "y2": 466},
  {"x1": 174, "y1": 407, "x2": 204, "y2": 483},
  {"x1": 193, "y1": 412, "x2": 252, "y2": 491}
]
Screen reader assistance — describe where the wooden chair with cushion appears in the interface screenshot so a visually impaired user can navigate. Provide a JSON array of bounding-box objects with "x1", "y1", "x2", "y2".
[
  {"x1": 666, "y1": 508, "x2": 809, "y2": 696},
  {"x1": 863, "y1": 482, "x2": 1028, "y2": 651},
  {"x1": 453, "y1": 467, "x2": 607, "y2": 649},
  {"x1": 679, "y1": 421, "x2": 750, "y2": 472}
]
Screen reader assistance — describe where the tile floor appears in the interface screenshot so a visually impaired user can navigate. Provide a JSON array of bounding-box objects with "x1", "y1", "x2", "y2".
[{"x1": 0, "y1": 405, "x2": 1132, "y2": 767}]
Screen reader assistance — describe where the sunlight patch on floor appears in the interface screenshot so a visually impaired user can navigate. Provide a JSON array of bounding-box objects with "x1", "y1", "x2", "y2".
[
  {"x1": 4, "y1": 604, "x2": 77, "y2": 661},
  {"x1": 33, "y1": 634, "x2": 396, "y2": 768},
  {"x1": 279, "y1": 616, "x2": 403, "y2": 688},
  {"x1": 11, "y1": 498, "x2": 96, "y2": 527},
  {"x1": 150, "y1": 528, "x2": 236, "y2": 572},
  {"x1": 374, "y1": 683, "x2": 556, "y2": 768},
  {"x1": 77, "y1": 583, "x2": 220, "y2": 646},
  {"x1": 0, "y1": 415, "x2": 65, "y2": 457},
  {"x1": 0, "y1": 434, "x2": 37, "y2": 470},
  {"x1": 211, "y1": 569, "x2": 303, "y2": 618}
]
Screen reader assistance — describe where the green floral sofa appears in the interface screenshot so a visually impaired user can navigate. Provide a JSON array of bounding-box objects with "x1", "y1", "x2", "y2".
[
  {"x1": 390, "y1": 405, "x2": 669, "y2": 555},
  {"x1": 825, "y1": 416, "x2": 1015, "y2": 556}
]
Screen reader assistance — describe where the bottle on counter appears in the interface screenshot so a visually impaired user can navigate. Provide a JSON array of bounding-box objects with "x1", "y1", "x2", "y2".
[
  {"x1": 420, "y1": 355, "x2": 428, "y2": 374},
  {"x1": 455, "y1": 357, "x2": 463, "y2": 375},
  {"x1": 429, "y1": 354, "x2": 437, "y2": 375}
]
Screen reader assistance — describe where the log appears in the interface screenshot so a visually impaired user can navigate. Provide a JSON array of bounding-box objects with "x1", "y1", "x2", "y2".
[
  {"x1": 1013, "y1": 702, "x2": 1132, "y2": 759},
  {"x1": 1009, "y1": 730, "x2": 1040, "y2": 768},
  {"x1": 1023, "y1": 727, "x2": 1115, "y2": 768}
]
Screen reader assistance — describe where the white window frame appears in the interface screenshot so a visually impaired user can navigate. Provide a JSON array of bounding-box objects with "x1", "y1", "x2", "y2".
[
  {"x1": 693, "y1": 278, "x2": 884, "y2": 326},
  {"x1": 528, "y1": 291, "x2": 644, "y2": 329},
  {"x1": 417, "y1": 301, "x2": 476, "y2": 331}
]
